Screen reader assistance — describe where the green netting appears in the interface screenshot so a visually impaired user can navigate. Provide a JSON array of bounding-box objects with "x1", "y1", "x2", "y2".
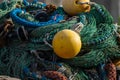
[{"x1": 0, "y1": 1, "x2": 120, "y2": 80}]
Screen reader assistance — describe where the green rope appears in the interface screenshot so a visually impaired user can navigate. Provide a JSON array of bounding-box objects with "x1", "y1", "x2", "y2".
[
  {"x1": 0, "y1": 0, "x2": 21, "y2": 18},
  {"x1": 78, "y1": 13, "x2": 97, "y2": 43},
  {"x1": 0, "y1": 41, "x2": 35, "y2": 77},
  {"x1": 0, "y1": 2, "x2": 120, "y2": 79},
  {"x1": 90, "y1": 4, "x2": 113, "y2": 24},
  {"x1": 63, "y1": 49, "x2": 106, "y2": 68},
  {"x1": 63, "y1": 25, "x2": 117, "y2": 68},
  {"x1": 30, "y1": 17, "x2": 78, "y2": 43},
  {"x1": 21, "y1": 4, "x2": 118, "y2": 68}
]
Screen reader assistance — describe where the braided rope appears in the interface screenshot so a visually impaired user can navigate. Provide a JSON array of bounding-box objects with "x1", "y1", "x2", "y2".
[
  {"x1": 63, "y1": 33, "x2": 117, "y2": 68},
  {"x1": 92, "y1": 3, "x2": 113, "y2": 24},
  {"x1": 63, "y1": 49, "x2": 106, "y2": 68},
  {"x1": 43, "y1": 71, "x2": 68, "y2": 80},
  {"x1": 82, "y1": 24, "x2": 115, "y2": 46},
  {"x1": 29, "y1": 4, "x2": 118, "y2": 68},
  {"x1": 30, "y1": 5, "x2": 115, "y2": 47},
  {"x1": 29, "y1": 11, "x2": 97, "y2": 44},
  {"x1": 105, "y1": 62, "x2": 117, "y2": 80},
  {"x1": 0, "y1": 1, "x2": 120, "y2": 79},
  {"x1": 29, "y1": 4, "x2": 114, "y2": 45},
  {"x1": 81, "y1": 3, "x2": 114, "y2": 46},
  {"x1": 30, "y1": 17, "x2": 78, "y2": 43},
  {"x1": 10, "y1": 8, "x2": 64, "y2": 28}
]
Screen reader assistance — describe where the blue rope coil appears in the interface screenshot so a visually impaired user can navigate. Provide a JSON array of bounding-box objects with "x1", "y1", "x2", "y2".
[{"x1": 10, "y1": 8, "x2": 64, "y2": 28}]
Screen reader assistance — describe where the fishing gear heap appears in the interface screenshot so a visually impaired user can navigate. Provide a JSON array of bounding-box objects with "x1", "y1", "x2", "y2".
[{"x1": 0, "y1": 0, "x2": 120, "y2": 80}]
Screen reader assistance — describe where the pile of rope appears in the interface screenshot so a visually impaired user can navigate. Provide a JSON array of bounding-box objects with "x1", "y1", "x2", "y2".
[{"x1": 0, "y1": 0, "x2": 120, "y2": 80}]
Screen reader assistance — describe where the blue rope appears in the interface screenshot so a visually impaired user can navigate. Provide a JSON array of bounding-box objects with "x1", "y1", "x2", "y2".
[
  {"x1": 23, "y1": 67, "x2": 38, "y2": 80},
  {"x1": 97, "y1": 63, "x2": 106, "y2": 80},
  {"x1": 22, "y1": 62, "x2": 63, "y2": 79},
  {"x1": 10, "y1": 8, "x2": 64, "y2": 28},
  {"x1": 23, "y1": 68, "x2": 51, "y2": 80}
]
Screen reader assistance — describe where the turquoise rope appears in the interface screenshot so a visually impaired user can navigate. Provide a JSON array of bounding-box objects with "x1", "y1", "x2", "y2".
[{"x1": 10, "y1": 8, "x2": 64, "y2": 28}]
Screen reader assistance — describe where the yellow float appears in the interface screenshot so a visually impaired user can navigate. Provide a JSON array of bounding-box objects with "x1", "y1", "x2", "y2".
[
  {"x1": 52, "y1": 29, "x2": 82, "y2": 59},
  {"x1": 62, "y1": 0, "x2": 91, "y2": 16}
]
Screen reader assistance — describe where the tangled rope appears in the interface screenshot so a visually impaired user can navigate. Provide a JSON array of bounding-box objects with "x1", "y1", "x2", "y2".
[
  {"x1": 10, "y1": 5, "x2": 64, "y2": 28},
  {"x1": 0, "y1": 1, "x2": 120, "y2": 80}
]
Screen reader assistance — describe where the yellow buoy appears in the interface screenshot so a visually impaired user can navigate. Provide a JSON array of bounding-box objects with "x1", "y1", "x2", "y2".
[
  {"x1": 62, "y1": 0, "x2": 91, "y2": 16},
  {"x1": 52, "y1": 29, "x2": 82, "y2": 59}
]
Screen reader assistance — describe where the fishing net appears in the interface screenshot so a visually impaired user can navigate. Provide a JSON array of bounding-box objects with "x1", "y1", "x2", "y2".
[{"x1": 0, "y1": 0, "x2": 120, "y2": 80}]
